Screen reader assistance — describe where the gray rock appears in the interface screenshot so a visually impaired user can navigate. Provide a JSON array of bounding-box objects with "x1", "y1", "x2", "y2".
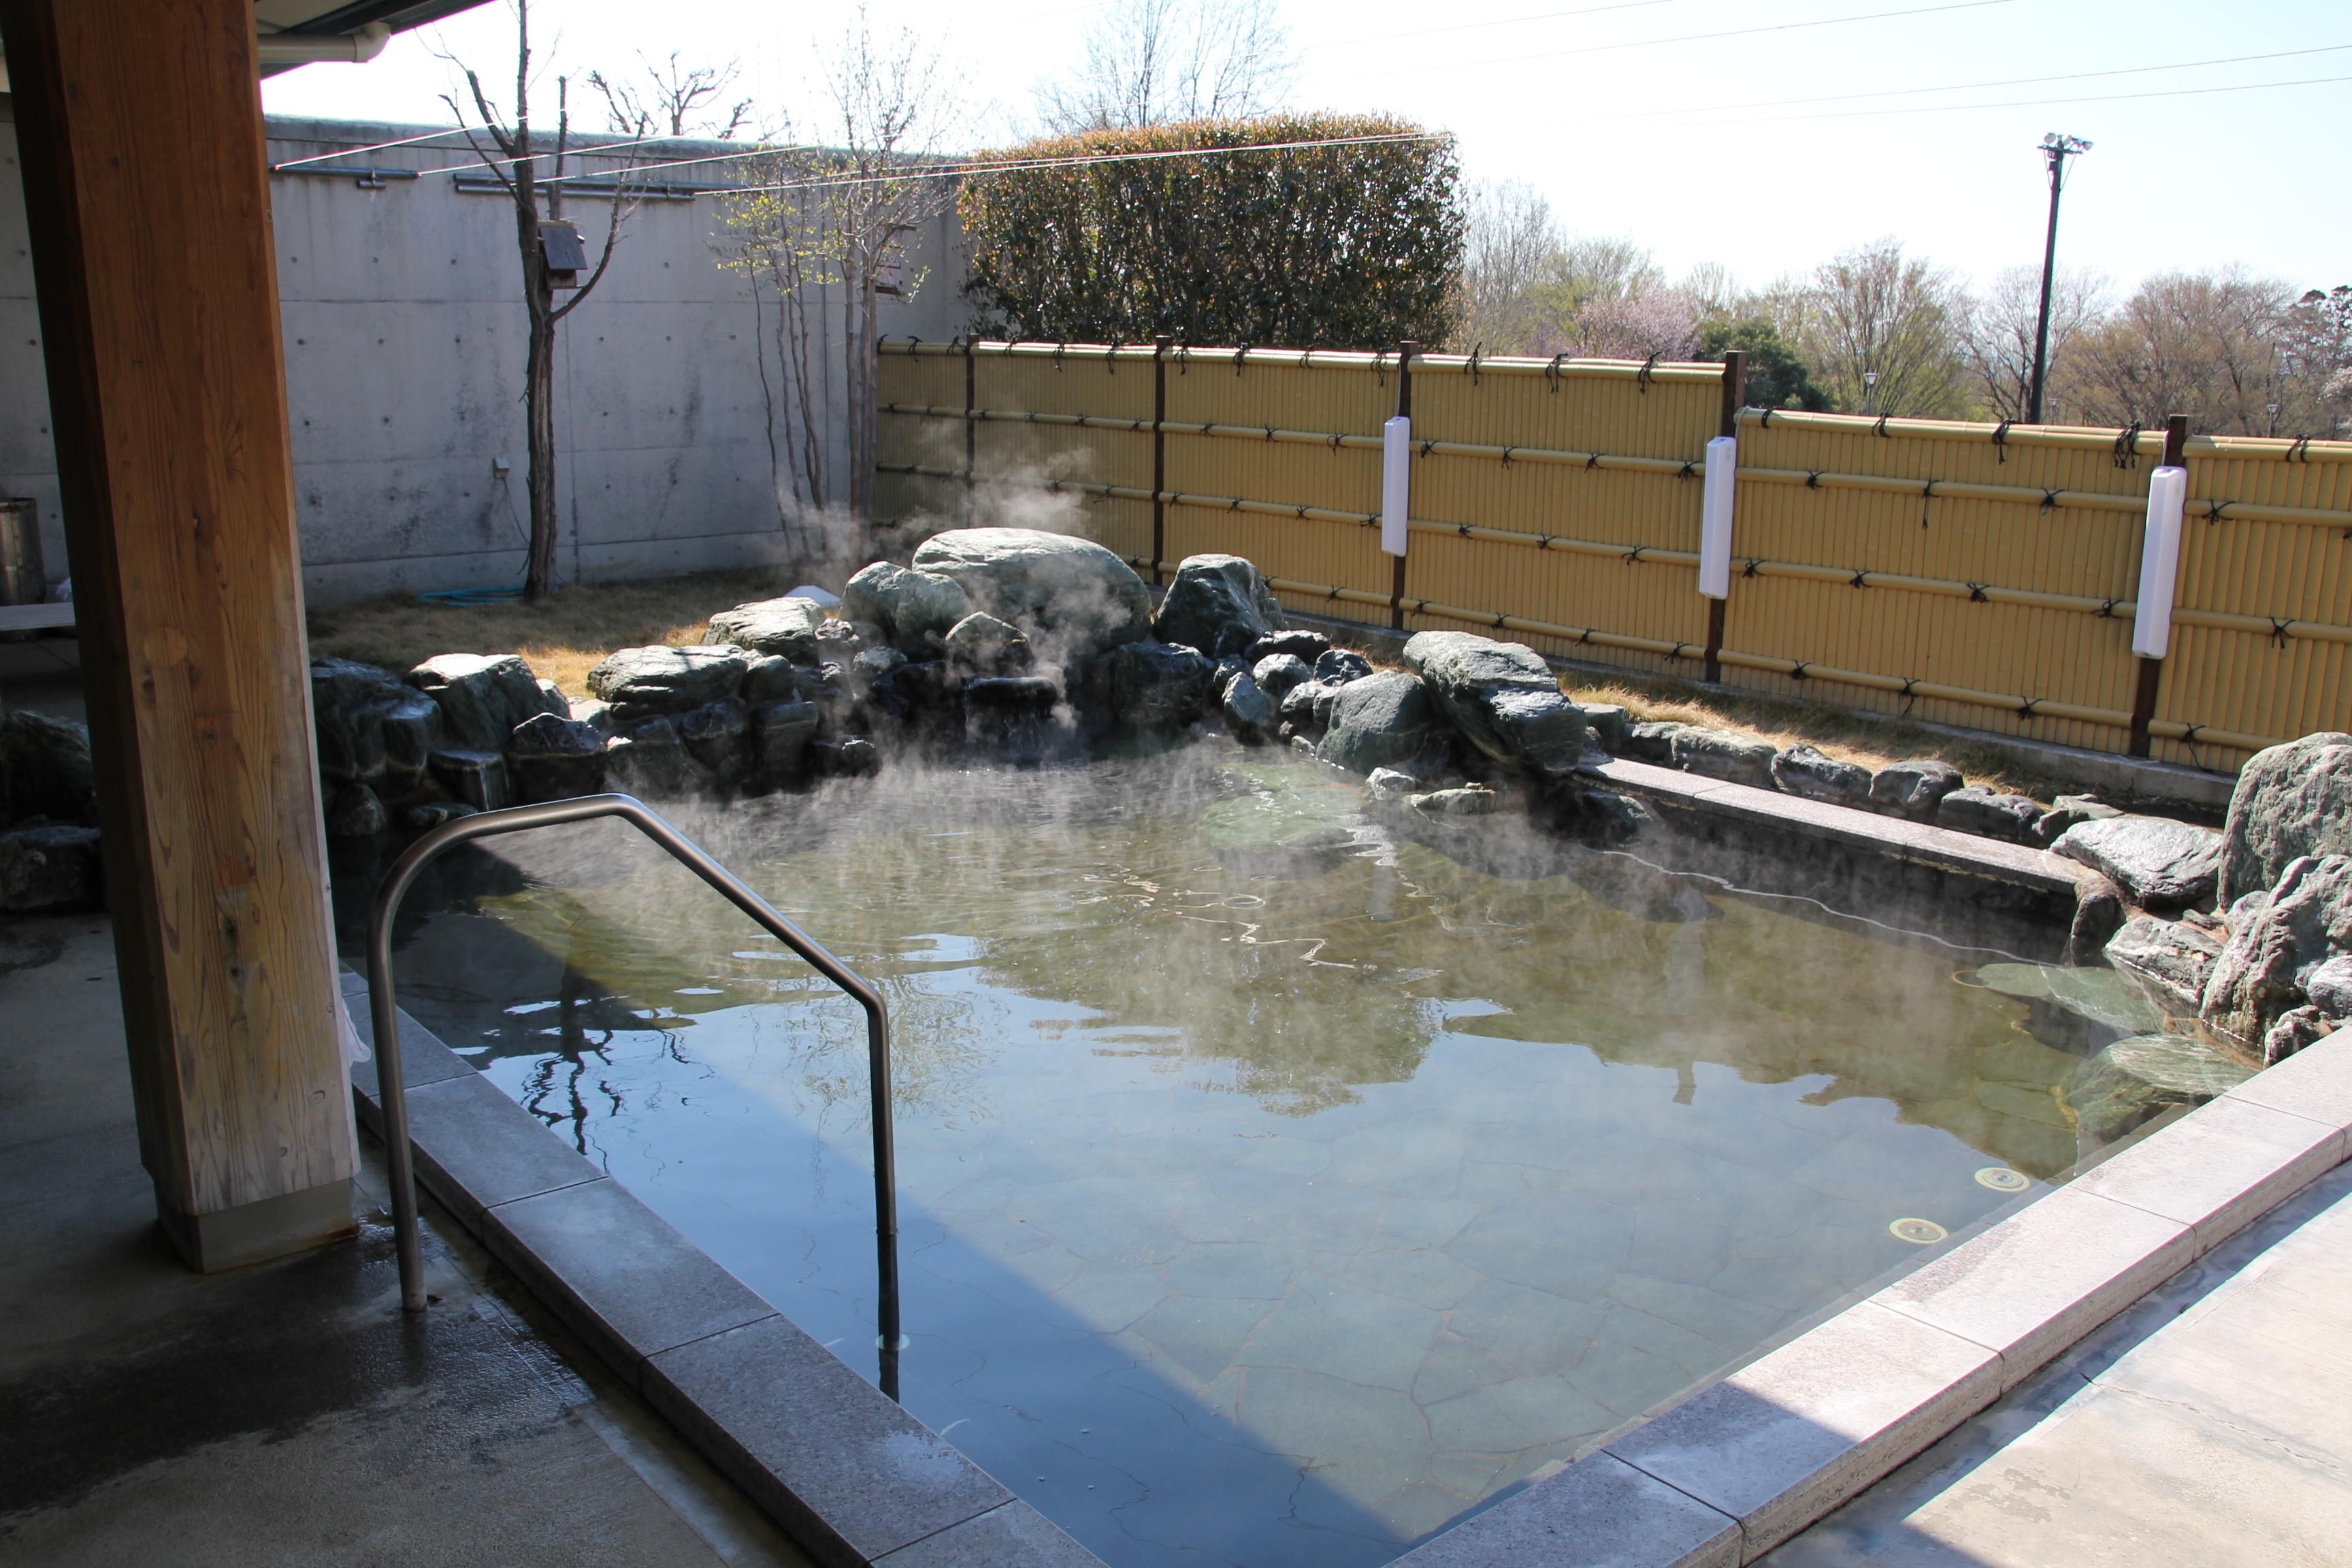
[
  {"x1": 1365, "y1": 768, "x2": 1416, "y2": 802},
  {"x1": 811, "y1": 736, "x2": 881, "y2": 777},
  {"x1": 853, "y1": 646, "x2": 911, "y2": 686},
  {"x1": 749, "y1": 701, "x2": 820, "y2": 783},
  {"x1": 842, "y1": 563, "x2": 975, "y2": 658},
  {"x1": 1573, "y1": 703, "x2": 1629, "y2": 753},
  {"x1": 1248, "y1": 630, "x2": 1329, "y2": 665},
  {"x1": 813, "y1": 618, "x2": 872, "y2": 657},
  {"x1": 1319, "y1": 670, "x2": 1441, "y2": 776},
  {"x1": 739, "y1": 655, "x2": 804, "y2": 706},
  {"x1": 602, "y1": 719, "x2": 696, "y2": 798},
  {"x1": 1289, "y1": 734, "x2": 1319, "y2": 758},
  {"x1": 1403, "y1": 630, "x2": 1588, "y2": 777},
  {"x1": 1277, "y1": 679, "x2": 1326, "y2": 734},
  {"x1": 2069, "y1": 875, "x2": 2129, "y2": 967},
  {"x1": 2053, "y1": 815, "x2": 2221, "y2": 908},
  {"x1": 1871, "y1": 758, "x2": 1964, "y2": 820},
  {"x1": 676, "y1": 700, "x2": 750, "y2": 787},
  {"x1": 2218, "y1": 732, "x2": 2352, "y2": 904},
  {"x1": 1671, "y1": 728, "x2": 1776, "y2": 789},
  {"x1": 309, "y1": 657, "x2": 404, "y2": 787},
  {"x1": 1313, "y1": 649, "x2": 1373, "y2": 685},
  {"x1": 1154, "y1": 553, "x2": 1286, "y2": 659},
  {"x1": 1771, "y1": 744, "x2": 1870, "y2": 805},
  {"x1": 568, "y1": 699, "x2": 617, "y2": 735},
  {"x1": 1412, "y1": 786, "x2": 1501, "y2": 817},
  {"x1": 704, "y1": 596, "x2": 830, "y2": 664},
  {"x1": 0, "y1": 709, "x2": 95, "y2": 825},
  {"x1": 1937, "y1": 785, "x2": 2044, "y2": 843},
  {"x1": 0, "y1": 823, "x2": 103, "y2": 911},
  {"x1": 941, "y1": 611, "x2": 1030, "y2": 673},
  {"x1": 1311, "y1": 681, "x2": 1348, "y2": 731},
  {"x1": 506, "y1": 713, "x2": 608, "y2": 803},
  {"x1": 2263, "y1": 1004, "x2": 2333, "y2": 1065},
  {"x1": 1623, "y1": 720, "x2": 1695, "y2": 763},
  {"x1": 2070, "y1": 1032, "x2": 2255, "y2": 1146},
  {"x1": 324, "y1": 783, "x2": 388, "y2": 838},
  {"x1": 1221, "y1": 672, "x2": 1275, "y2": 740},
  {"x1": 427, "y1": 749, "x2": 510, "y2": 812},
  {"x1": 911, "y1": 527, "x2": 1154, "y2": 662},
  {"x1": 585, "y1": 645, "x2": 750, "y2": 719},
  {"x1": 2035, "y1": 793, "x2": 2123, "y2": 846},
  {"x1": 2200, "y1": 853, "x2": 2352, "y2": 1051},
  {"x1": 404, "y1": 801, "x2": 478, "y2": 830},
  {"x1": 405, "y1": 653, "x2": 551, "y2": 751},
  {"x1": 2106, "y1": 915, "x2": 2223, "y2": 1015},
  {"x1": 1974, "y1": 960, "x2": 2166, "y2": 1037},
  {"x1": 1571, "y1": 788, "x2": 1656, "y2": 843},
  {"x1": 1107, "y1": 640, "x2": 1215, "y2": 732},
  {"x1": 2304, "y1": 954, "x2": 2352, "y2": 1019},
  {"x1": 964, "y1": 676, "x2": 1060, "y2": 712},
  {"x1": 1252, "y1": 653, "x2": 1313, "y2": 700}
]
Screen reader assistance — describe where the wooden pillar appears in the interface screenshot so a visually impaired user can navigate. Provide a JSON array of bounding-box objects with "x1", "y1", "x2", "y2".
[
  {"x1": 2127, "y1": 413, "x2": 2191, "y2": 759},
  {"x1": 1703, "y1": 350, "x2": 1746, "y2": 685},
  {"x1": 1, "y1": 0, "x2": 355, "y2": 1269}
]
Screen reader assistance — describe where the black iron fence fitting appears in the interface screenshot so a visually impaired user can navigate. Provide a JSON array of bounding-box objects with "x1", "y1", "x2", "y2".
[
  {"x1": 1991, "y1": 420, "x2": 2012, "y2": 461},
  {"x1": 1469, "y1": 344, "x2": 1484, "y2": 385},
  {"x1": 1806, "y1": 471, "x2": 1823, "y2": 489},
  {"x1": 1678, "y1": 460, "x2": 1697, "y2": 479},
  {"x1": 2019, "y1": 697, "x2": 2042, "y2": 717},
  {"x1": 1874, "y1": 414, "x2": 1891, "y2": 438},
  {"x1": 1637, "y1": 353, "x2": 1658, "y2": 393},
  {"x1": 1235, "y1": 344, "x2": 1250, "y2": 375},
  {"x1": 1967, "y1": 583, "x2": 1989, "y2": 602},
  {"x1": 365, "y1": 796, "x2": 901, "y2": 1395},
  {"x1": 2041, "y1": 489, "x2": 2061, "y2": 510},
  {"x1": 1105, "y1": 341, "x2": 1120, "y2": 372},
  {"x1": 1850, "y1": 570, "x2": 1869, "y2": 589},
  {"x1": 2208, "y1": 500, "x2": 2234, "y2": 523},
  {"x1": 1458, "y1": 523, "x2": 1473, "y2": 537},
  {"x1": 1546, "y1": 353, "x2": 1570, "y2": 391},
  {"x1": 1054, "y1": 341, "x2": 1066, "y2": 370},
  {"x1": 2289, "y1": 435, "x2": 2315, "y2": 463},
  {"x1": 1586, "y1": 453, "x2": 1602, "y2": 470},
  {"x1": 1421, "y1": 440, "x2": 1436, "y2": 459},
  {"x1": 2272, "y1": 617, "x2": 2293, "y2": 646},
  {"x1": 1501, "y1": 446, "x2": 1516, "y2": 467},
  {"x1": 1758, "y1": 407, "x2": 1777, "y2": 429},
  {"x1": 2114, "y1": 423, "x2": 2142, "y2": 468},
  {"x1": 1790, "y1": 662, "x2": 1811, "y2": 680},
  {"x1": 1177, "y1": 344, "x2": 1191, "y2": 375},
  {"x1": 2099, "y1": 599, "x2": 2119, "y2": 618}
]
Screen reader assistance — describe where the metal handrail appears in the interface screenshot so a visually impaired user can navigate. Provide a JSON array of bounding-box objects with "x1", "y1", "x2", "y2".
[{"x1": 363, "y1": 793, "x2": 902, "y2": 1399}]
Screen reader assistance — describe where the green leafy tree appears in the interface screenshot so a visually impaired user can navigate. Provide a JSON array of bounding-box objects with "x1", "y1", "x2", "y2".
[
  {"x1": 958, "y1": 112, "x2": 1462, "y2": 350},
  {"x1": 1697, "y1": 318, "x2": 1829, "y2": 411}
]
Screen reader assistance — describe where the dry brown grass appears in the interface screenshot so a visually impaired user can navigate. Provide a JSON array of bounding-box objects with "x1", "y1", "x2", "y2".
[{"x1": 306, "y1": 569, "x2": 800, "y2": 701}]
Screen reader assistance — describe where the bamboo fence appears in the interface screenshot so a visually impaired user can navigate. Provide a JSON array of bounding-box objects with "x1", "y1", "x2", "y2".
[{"x1": 876, "y1": 340, "x2": 2352, "y2": 772}]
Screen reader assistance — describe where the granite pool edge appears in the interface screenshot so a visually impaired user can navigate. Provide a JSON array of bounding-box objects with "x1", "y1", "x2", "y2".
[
  {"x1": 1388, "y1": 1028, "x2": 2352, "y2": 1568},
  {"x1": 337, "y1": 969, "x2": 1108, "y2": 1568}
]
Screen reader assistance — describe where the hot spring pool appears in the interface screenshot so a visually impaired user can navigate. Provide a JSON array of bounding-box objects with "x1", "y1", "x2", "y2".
[{"x1": 359, "y1": 745, "x2": 2096, "y2": 1567}]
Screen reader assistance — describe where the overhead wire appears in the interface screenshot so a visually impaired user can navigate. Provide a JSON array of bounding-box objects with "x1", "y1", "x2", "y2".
[{"x1": 1663, "y1": 69, "x2": 2352, "y2": 129}]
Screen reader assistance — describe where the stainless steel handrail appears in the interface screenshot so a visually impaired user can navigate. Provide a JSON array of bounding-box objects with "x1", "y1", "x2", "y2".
[{"x1": 363, "y1": 793, "x2": 903, "y2": 1399}]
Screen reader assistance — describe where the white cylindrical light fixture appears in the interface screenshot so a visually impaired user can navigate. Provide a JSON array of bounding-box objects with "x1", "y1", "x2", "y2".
[
  {"x1": 1381, "y1": 416, "x2": 1411, "y2": 557},
  {"x1": 2133, "y1": 465, "x2": 2189, "y2": 659},
  {"x1": 1699, "y1": 435, "x2": 1737, "y2": 599}
]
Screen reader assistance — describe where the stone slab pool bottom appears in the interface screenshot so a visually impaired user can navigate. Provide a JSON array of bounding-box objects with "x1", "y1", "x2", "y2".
[{"x1": 366, "y1": 747, "x2": 2098, "y2": 1568}]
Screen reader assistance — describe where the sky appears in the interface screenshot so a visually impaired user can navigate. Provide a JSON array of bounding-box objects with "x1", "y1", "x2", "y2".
[{"x1": 260, "y1": 0, "x2": 2352, "y2": 300}]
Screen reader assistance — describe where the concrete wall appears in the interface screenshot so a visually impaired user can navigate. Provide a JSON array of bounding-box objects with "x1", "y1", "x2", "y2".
[{"x1": 0, "y1": 108, "x2": 966, "y2": 605}]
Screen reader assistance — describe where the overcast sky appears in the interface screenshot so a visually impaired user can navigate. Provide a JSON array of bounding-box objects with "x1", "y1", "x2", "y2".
[{"x1": 261, "y1": 0, "x2": 2352, "y2": 299}]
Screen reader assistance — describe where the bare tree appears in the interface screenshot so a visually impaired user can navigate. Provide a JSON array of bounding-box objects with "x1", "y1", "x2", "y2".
[
  {"x1": 1454, "y1": 180, "x2": 1565, "y2": 355},
  {"x1": 724, "y1": 10, "x2": 962, "y2": 537},
  {"x1": 1959, "y1": 263, "x2": 2110, "y2": 422},
  {"x1": 588, "y1": 52, "x2": 753, "y2": 140},
  {"x1": 1034, "y1": 0, "x2": 1296, "y2": 133},
  {"x1": 2068, "y1": 270, "x2": 2306, "y2": 436},
  {"x1": 1452, "y1": 180, "x2": 1680, "y2": 357},
  {"x1": 1764, "y1": 239, "x2": 1970, "y2": 417},
  {"x1": 440, "y1": 0, "x2": 638, "y2": 601}
]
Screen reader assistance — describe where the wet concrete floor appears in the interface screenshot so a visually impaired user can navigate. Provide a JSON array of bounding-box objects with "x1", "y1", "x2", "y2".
[{"x1": 0, "y1": 913, "x2": 812, "y2": 1567}]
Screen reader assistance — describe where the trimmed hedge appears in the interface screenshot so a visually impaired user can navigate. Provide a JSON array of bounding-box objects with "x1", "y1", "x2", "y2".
[{"x1": 958, "y1": 114, "x2": 1462, "y2": 351}]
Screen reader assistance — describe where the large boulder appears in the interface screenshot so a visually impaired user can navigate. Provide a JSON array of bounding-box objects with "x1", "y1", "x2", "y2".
[
  {"x1": 1574, "y1": 703, "x2": 1630, "y2": 754},
  {"x1": 1871, "y1": 759, "x2": 1963, "y2": 820},
  {"x1": 1771, "y1": 744, "x2": 1869, "y2": 805},
  {"x1": 1402, "y1": 630, "x2": 1588, "y2": 777},
  {"x1": 506, "y1": 713, "x2": 608, "y2": 803},
  {"x1": 1107, "y1": 640, "x2": 1213, "y2": 732},
  {"x1": 1252, "y1": 652, "x2": 1313, "y2": 700},
  {"x1": 941, "y1": 611, "x2": 1030, "y2": 674},
  {"x1": 2200, "y1": 853, "x2": 2352, "y2": 1051},
  {"x1": 1247, "y1": 630, "x2": 1329, "y2": 666},
  {"x1": 585, "y1": 645, "x2": 749, "y2": 719},
  {"x1": 1221, "y1": 670, "x2": 1275, "y2": 741},
  {"x1": 1623, "y1": 720, "x2": 1695, "y2": 764},
  {"x1": 405, "y1": 653, "x2": 557, "y2": 751},
  {"x1": 603, "y1": 719, "x2": 697, "y2": 798},
  {"x1": 911, "y1": 527, "x2": 1153, "y2": 662},
  {"x1": 1314, "y1": 649, "x2": 1373, "y2": 685},
  {"x1": 703, "y1": 597, "x2": 830, "y2": 664},
  {"x1": 2070, "y1": 1032, "x2": 2255, "y2": 1146},
  {"x1": 750, "y1": 701, "x2": 820, "y2": 783},
  {"x1": 2218, "y1": 732, "x2": 2352, "y2": 904},
  {"x1": 1154, "y1": 553, "x2": 1287, "y2": 659},
  {"x1": 677, "y1": 700, "x2": 751, "y2": 787},
  {"x1": 1319, "y1": 670, "x2": 1441, "y2": 775},
  {"x1": 311, "y1": 659, "x2": 443, "y2": 801},
  {"x1": 1671, "y1": 728, "x2": 1776, "y2": 789},
  {"x1": 2105, "y1": 915, "x2": 2222, "y2": 1016},
  {"x1": 842, "y1": 563, "x2": 975, "y2": 658},
  {"x1": 0, "y1": 709, "x2": 96, "y2": 825},
  {"x1": 2053, "y1": 815, "x2": 2222, "y2": 909},
  {"x1": 1936, "y1": 785, "x2": 2044, "y2": 843},
  {"x1": 2035, "y1": 794, "x2": 2122, "y2": 846},
  {"x1": 0, "y1": 823, "x2": 103, "y2": 911}
]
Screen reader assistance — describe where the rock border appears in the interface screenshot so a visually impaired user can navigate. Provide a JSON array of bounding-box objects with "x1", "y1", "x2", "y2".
[{"x1": 342, "y1": 962, "x2": 2351, "y2": 1568}]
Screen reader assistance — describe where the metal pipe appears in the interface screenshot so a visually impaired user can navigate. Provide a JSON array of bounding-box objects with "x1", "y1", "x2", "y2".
[{"x1": 364, "y1": 792, "x2": 902, "y2": 1399}]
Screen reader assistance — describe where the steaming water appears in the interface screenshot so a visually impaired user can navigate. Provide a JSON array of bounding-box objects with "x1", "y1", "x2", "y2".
[{"x1": 368, "y1": 743, "x2": 2093, "y2": 1568}]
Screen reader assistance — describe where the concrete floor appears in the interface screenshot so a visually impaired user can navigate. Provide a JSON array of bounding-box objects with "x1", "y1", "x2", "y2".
[
  {"x1": 1767, "y1": 1159, "x2": 2352, "y2": 1567},
  {"x1": 0, "y1": 911, "x2": 813, "y2": 1568}
]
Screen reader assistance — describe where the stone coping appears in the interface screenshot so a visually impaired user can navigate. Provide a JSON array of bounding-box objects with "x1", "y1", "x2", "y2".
[
  {"x1": 342, "y1": 970, "x2": 2351, "y2": 1568},
  {"x1": 1576, "y1": 755, "x2": 2095, "y2": 899},
  {"x1": 339, "y1": 970, "x2": 1107, "y2": 1568},
  {"x1": 1390, "y1": 1028, "x2": 2352, "y2": 1568}
]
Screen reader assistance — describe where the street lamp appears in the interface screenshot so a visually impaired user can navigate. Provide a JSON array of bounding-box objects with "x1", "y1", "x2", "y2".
[
  {"x1": 2027, "y1": 132, "x2": 2091, "y2": 425},
  {"x1": 1863, "y1": 370, "x2": 1878, "y2": 414}
]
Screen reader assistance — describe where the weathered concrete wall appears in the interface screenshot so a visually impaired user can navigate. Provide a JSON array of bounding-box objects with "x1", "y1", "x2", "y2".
[{"x1": 0, "y1": 110, "x2": 966, "y2": 604}]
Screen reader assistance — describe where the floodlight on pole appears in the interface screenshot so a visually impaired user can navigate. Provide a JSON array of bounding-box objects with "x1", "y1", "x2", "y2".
[{"x1": 2026, "y1": 132, "x2": 2091, "y2": 425}]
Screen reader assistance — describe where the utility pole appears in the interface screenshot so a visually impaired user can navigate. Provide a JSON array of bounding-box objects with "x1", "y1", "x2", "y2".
[{"x1": 2027, "y1": 131, "x2": 2091, "y2": 425}]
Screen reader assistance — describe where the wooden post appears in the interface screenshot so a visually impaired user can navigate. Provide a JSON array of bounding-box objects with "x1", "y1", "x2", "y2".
[
  {"x1": 1704, "y1": 350, "x2": 1746, "y2": 685},
  {"x1": 1390, "y1": 342, "x2": 1416, "y2": 632},
  {"x1": 1152, "y1": 336, "x2": 1171, "y2": 585},
  {"x1": 962, "y1": 336, "x2": 978, "y2": 523},
  {"x1": 2128, "y1": 413, "x2": 2191, "y2": 759},
  {"x1": 1, "y1": 0, "x2": 356, "y2": 1269}
]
